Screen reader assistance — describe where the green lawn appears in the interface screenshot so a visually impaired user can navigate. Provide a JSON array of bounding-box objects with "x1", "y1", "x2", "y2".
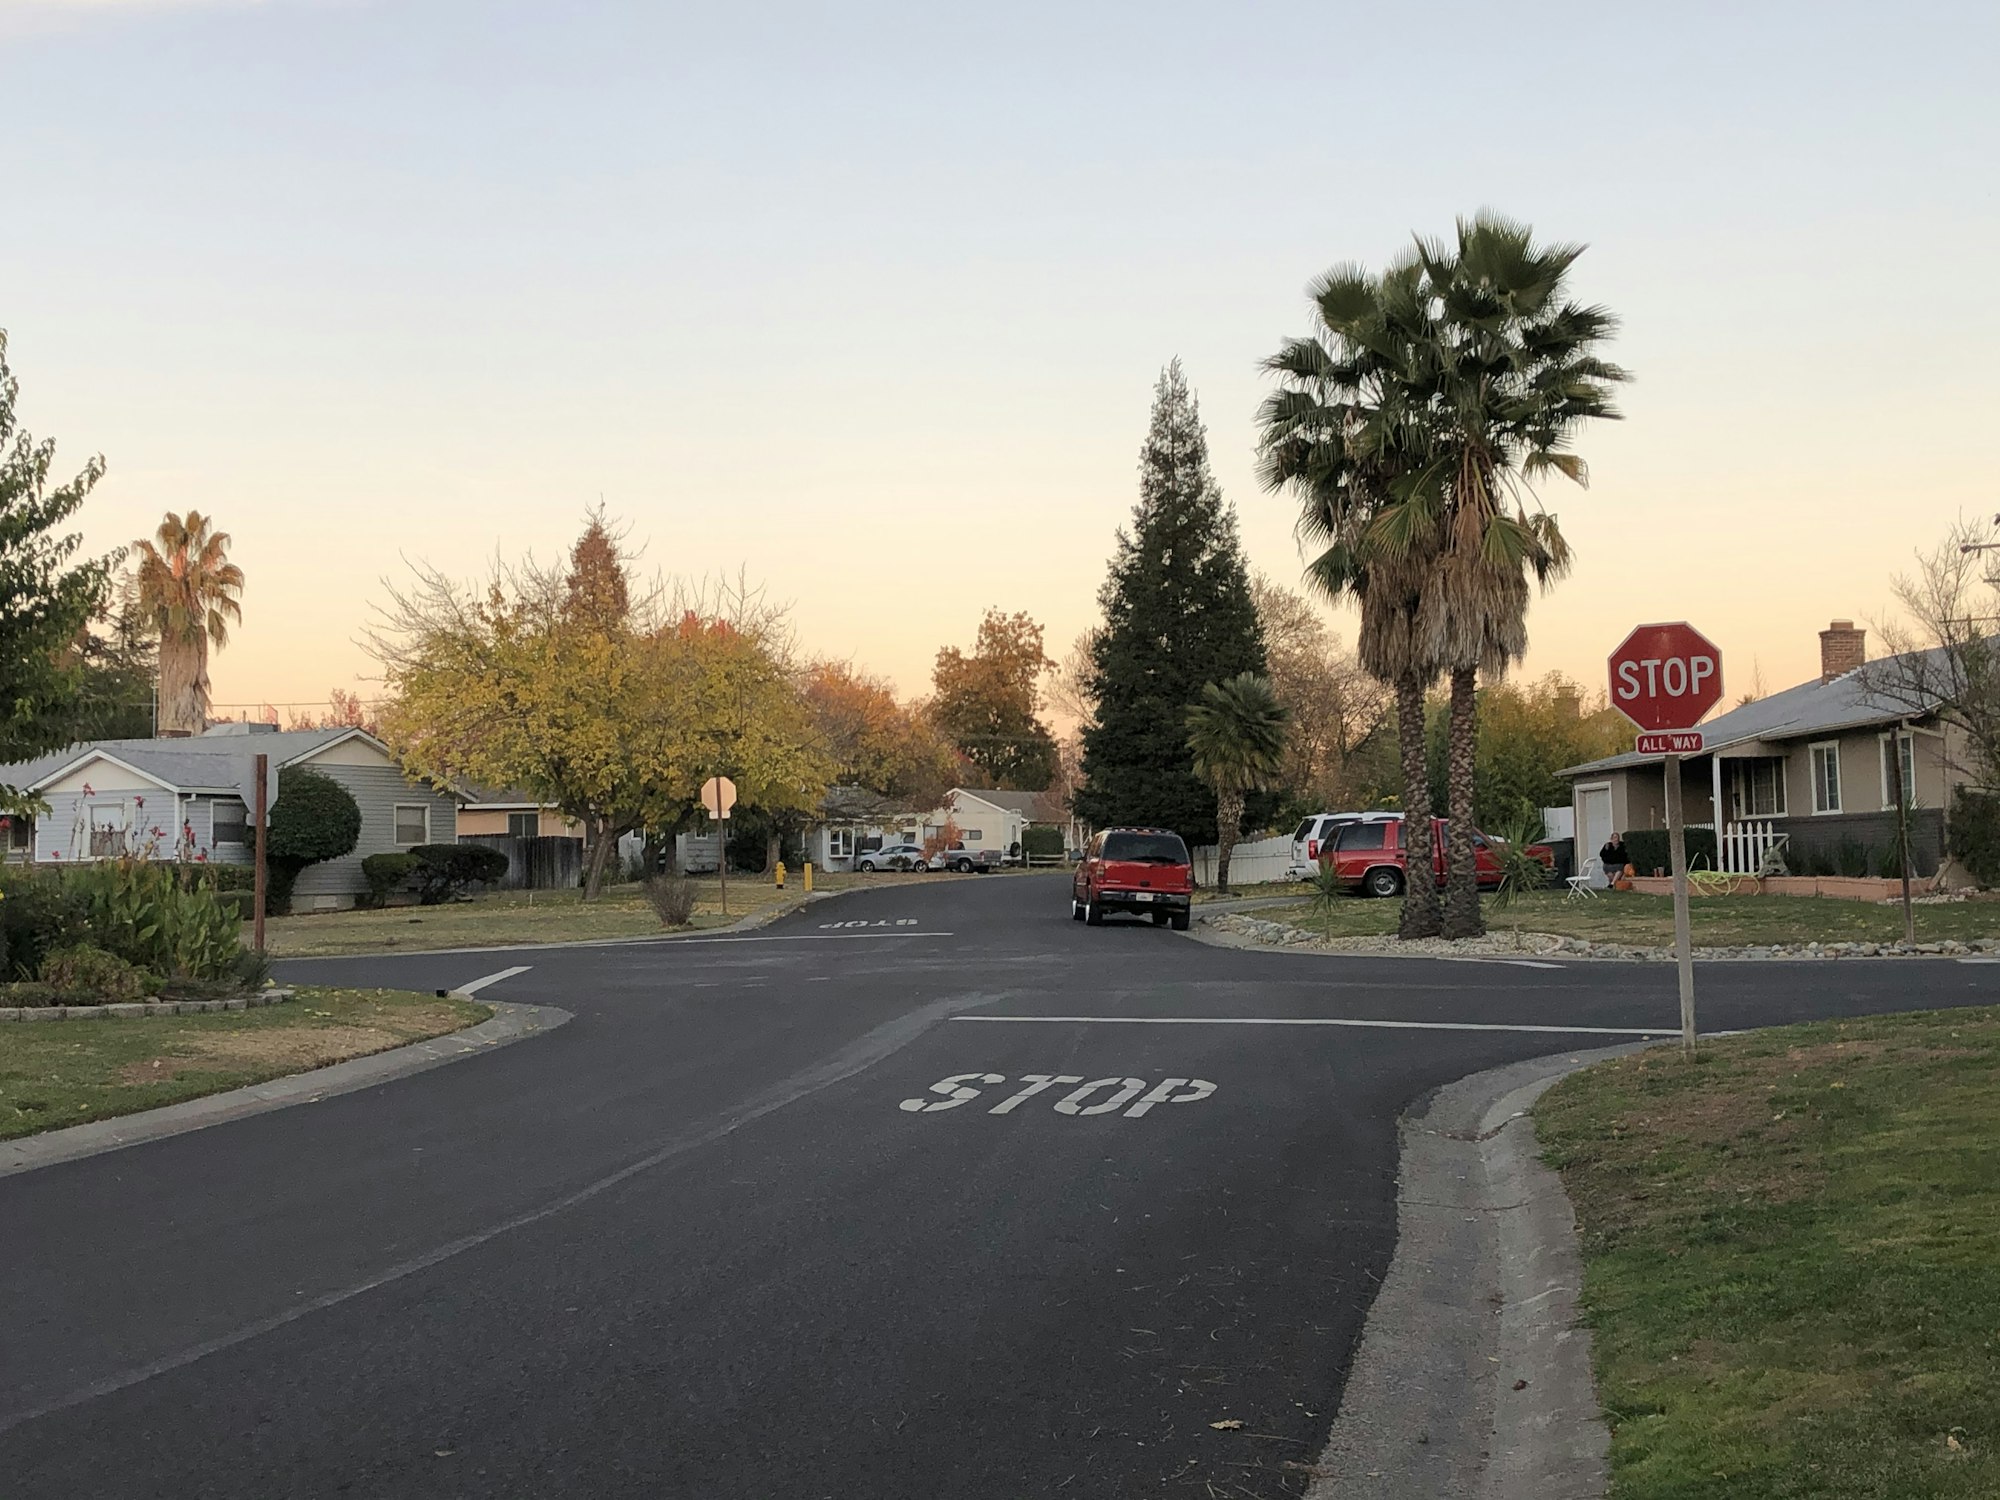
[
  {"x1": 264, "y1": 871, "x2": 911, "y2": 957},
  {"x1": 1535, "y1": 1009, "x2": 2000, "y2": 1498},
  {"x1": 0, "y1": 986, "x2": 487, "y2": 1141},
  {"x1": 1255, "y1": 891, "x2": 1996, "y2": 947}
]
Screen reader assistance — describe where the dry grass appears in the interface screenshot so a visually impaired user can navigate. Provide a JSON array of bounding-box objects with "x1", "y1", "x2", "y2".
[{"x1": 1, "y1": 987, "x2": 486, "y2": 1140}]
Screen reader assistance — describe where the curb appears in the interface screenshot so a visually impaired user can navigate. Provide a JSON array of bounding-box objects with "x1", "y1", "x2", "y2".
[
  {"x1": 1306, "y1": 1044, "x2": 1650, "y2": 1500},
  {"x1": 0, "y1": 998, "x2": 572, "y2": 1178},
  {"x1": 270, "y1": 890, "x2": 843, "y2": 962}
]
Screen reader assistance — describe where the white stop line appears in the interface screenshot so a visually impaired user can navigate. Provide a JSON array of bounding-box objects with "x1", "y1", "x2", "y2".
[{"x1": 900, "y1": 1073, "x2": 1216, "y2": 1119}]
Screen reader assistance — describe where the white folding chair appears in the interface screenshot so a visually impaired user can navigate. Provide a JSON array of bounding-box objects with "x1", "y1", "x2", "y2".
[{"x1": 1566, "y1": 856, "x2": 1604, "y2": 900}]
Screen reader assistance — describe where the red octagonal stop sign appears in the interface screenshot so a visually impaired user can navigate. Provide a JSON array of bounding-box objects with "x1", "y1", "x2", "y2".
[{"x1": 1608, "y1": 622, "x2": 1724, "y2": 733}]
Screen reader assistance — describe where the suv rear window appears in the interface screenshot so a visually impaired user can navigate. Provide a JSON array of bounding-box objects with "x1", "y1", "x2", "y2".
[
  {"x1": 1336, "y1": 822, "x2": 1390, "y2": 851},
  {"x1": 1102, "y1": 832, "x2": 1189, "y2": 863},
  {"x1": 1293, "y1": 818, "x2": 1318, "y2": 842}
]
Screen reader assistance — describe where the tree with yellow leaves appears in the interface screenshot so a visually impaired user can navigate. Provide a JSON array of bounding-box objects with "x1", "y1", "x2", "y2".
[{"x1": 370, "y1": 515, "x2": 832, "y2": 898}]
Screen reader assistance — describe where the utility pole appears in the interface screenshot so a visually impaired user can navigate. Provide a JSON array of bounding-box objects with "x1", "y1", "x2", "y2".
[
  {"x1": 1887, "y1": 723, "x2": 1915, "y2": 947},
  {"x1": 253, "y1": 753, "x2": 269, "y2": 954}
]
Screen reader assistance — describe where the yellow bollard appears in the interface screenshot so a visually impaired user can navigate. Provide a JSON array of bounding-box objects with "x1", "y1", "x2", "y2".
[
  {"x1": 775, "y1": 860, "x2": 786, "y2": 889},
  {"x1": 803, "y1": 860, "x2": 813, "y2": 893}
]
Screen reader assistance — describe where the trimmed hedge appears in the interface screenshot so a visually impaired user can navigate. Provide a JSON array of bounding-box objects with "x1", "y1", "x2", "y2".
[
  {"x1": 1022, "y1": 825, "x2": 1065, "y2": 859},
  {"x1": 1622, "y1": 827, "x2": 1719, "y2": 876},
  {"x1": 1948, "y1": 787, "x2": 2000, "y2": 888},
  {"x1": 362, "y1": 852, "x2": 420, "y2": 908},
  {"x1": 410, "y1": 843, "x2": 508, "y2": 904}
]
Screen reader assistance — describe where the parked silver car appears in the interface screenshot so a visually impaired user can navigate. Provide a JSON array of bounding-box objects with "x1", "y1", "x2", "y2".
[{"x1": 854, "y1": 842, "x2": 929, "y2": 873}]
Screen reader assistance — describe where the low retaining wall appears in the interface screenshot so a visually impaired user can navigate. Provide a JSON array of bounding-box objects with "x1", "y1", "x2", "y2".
[
  {"x1": 0, "y1": 987, "x2": 296, "y2": 1022},
  {"x1": 1625, "y1": 875, "x2": 1937, "y2": 899}
]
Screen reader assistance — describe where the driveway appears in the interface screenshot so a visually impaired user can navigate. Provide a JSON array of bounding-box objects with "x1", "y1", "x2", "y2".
[{"x1": 1, "y1": 875, "x2": 1987, "y2": 1497}]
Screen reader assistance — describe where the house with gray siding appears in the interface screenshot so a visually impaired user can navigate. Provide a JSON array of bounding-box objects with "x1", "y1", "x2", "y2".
[
  {"x1": 1557, "y1": 621, "x2": 1959, "y2": 879},
  {"x1": 0, "y1": 723, "x2": 461, "y2": 909}
]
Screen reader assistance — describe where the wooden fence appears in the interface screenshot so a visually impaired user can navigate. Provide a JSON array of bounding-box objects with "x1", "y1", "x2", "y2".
[{"x1": 459, "y1": 833, "x2": 584, "y2": 890}]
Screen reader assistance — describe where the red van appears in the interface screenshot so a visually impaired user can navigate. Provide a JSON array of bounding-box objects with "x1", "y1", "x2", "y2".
[
  {"x1": 1327, "y1": 816, "x2": 1553, "y2": 898},
  {"x1": 1072, "y1": 828, "x2": 1193, "y2": 930}
]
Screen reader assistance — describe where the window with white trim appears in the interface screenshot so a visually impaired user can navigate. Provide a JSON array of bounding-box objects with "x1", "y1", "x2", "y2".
[
  {"x1": 1729, "y1": 759, "x2": 1787, "y2": 818},
  {"x1": 1879, "y1": 732, "x2": 1916, "y2": 808},
  {"x1": 86, "y1": 801, "x2": 127, "y2": 857},
  {"x1": 963, "y1": 828, "x2": 983, "y2": 842},
  {"x1": 394, "y1": 804, "x2": 430, "y2": 845},
  {"x1": 211, "y1": 798, "x2": 249, "y2": 845},
  {"x1": 1810, "y1": 742, "x2": 1842, "y2": 814},
  {"x1": 827, "y1": 828, "x2": 852, "y2": 859}
]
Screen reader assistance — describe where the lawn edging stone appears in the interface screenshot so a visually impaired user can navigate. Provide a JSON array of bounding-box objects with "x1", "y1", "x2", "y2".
[{"x1": 0, "y1": 986, "x2": 296, "y2": 1023}]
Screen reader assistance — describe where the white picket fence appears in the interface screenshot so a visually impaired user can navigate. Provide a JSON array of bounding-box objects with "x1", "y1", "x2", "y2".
[
  {"x1": 1190, "y1": 832, "x2": 1294, "y2": 887},
  {"x1": 1719, "y1": 818, "x2": 1784, "y2": 875}
]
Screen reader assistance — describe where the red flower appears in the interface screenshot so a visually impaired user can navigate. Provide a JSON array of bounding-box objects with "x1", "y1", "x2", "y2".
[
  {"x1": 134, "y1": 795, "x2": 145, "y2": 808},
  {"x1": 195, "y1": 850, "x2": 209, "y2": 863},
  {"x1": 151, "y1": 827, "x2": 166, "y2": 839}
]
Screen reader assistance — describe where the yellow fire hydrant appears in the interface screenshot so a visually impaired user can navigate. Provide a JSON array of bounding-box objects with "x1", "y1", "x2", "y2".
[{"x1": 774, "y1": 860, "x2": 786, "y2": 889}]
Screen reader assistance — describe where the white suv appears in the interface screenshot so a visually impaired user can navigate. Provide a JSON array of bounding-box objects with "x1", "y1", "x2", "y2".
[{"x1": 1288, "y1": 811, "x2": 1399, "y2": 880}]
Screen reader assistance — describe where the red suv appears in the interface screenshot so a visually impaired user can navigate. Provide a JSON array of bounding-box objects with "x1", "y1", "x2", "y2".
[
  {"x1": 1072, "y1": 828, "x2": 1193, "y2": 930},
  {"x1": 1327, "y1": 816, "x2": 1553, "y2": 898}
]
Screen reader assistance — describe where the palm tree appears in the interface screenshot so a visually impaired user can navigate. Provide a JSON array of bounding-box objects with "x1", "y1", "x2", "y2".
[
  {"x1": 1186, "y1": 672, "x2": 1289, "y2": 894},
  {"x1": 1401, "y1": 215, "x2": 1627, "y2": 936},
  {"x1": 1258, "y1": 256, "x2": 1448, "y2": 937},
  {"x1": 132, "y1": 511, "x2": 244, "y2": 735}
]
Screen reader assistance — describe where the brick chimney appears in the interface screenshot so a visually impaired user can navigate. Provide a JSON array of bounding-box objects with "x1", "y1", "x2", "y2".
[
  {"x1": 1819, "y1": 619, "x2": 1866, "y2": 682},
  {"x1": 1553, "y1": 685, "x2": 1581, "y2": 722}
]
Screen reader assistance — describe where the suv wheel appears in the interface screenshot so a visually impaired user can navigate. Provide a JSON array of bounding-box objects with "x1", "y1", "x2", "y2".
[
  {"x1": 1085, "y1": 897, "x2": 1105, "y2": 926},
  {"x1": 1071, "y1": 898, "x2": 1085, "y2": 922},
  {"x1": 1169, "y1": 911, "x2": 1190, "y2": 932},
  {"x1": 1364, "y1": 866, "x2": 1404, "y2": 899}
]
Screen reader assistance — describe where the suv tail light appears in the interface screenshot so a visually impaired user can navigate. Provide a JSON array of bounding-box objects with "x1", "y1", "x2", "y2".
[{"x1": 1307, "y1": 838, "x2": 1319, "y2": 860}]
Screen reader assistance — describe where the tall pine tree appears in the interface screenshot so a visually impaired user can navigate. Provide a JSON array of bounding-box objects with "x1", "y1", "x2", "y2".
[{"x1": 1075, "y1": 361, "x2": 1267, "y2": 850}]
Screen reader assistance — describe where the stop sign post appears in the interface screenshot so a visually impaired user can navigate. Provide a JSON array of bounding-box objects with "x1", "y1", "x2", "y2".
[
  {"x1": 701, "y1": 776, "x2": 738, "y2": 916},
  {"x1": 1608, "y1": 623, "x2": 1724, "y2": 1053}
]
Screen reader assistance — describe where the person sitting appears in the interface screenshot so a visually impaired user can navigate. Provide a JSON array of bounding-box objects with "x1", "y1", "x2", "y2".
[{"x1": 1599, "y1": 832, "x2": 1633, "y2": 890}]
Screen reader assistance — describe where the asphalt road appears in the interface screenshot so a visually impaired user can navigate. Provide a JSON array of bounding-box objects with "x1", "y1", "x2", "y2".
[{"x1": 1, "y1": 875, "x2": 1988, "y2": 1498}]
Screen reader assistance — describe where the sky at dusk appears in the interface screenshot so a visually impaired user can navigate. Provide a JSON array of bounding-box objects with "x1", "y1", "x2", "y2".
[{"x1": 4, "y1": 0, "x2": 1995, "y2": 720}]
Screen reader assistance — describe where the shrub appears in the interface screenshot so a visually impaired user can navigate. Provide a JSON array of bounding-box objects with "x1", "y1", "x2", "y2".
[
  {"x1": 0, "y1": 981, "x2": 61, "y2": 1007},
  {"x1": 266, "y1": 769, "x2": 363, "y2": 913},
  {"x1": 40, "y1": 943, "x2": 156, "y2": 1001},
  {"x1": 0, "y1": 869, "x2": 89, "y2": 980},
  {"x1": 410, "y1": 842, "x2": 509, "y2": 904},
  {"x1": 1623, "y1": 827, "x2": 1718, "y2": 876},
  {"x1": 644, "y1": 874, "x2": 698, "y2": 927},
  {"x1": 362, "y1": 852, "x2": 420, "y2": 908},
  {"x1": 1022, "y1": 825, "x2": 1065, "y2": 860},
  {"x1": 1948, "y1": 788, "x2": 2000, "y2": 888},
  {"x1": 59, "y1": 858, "x2": 242, "y2": 981}
]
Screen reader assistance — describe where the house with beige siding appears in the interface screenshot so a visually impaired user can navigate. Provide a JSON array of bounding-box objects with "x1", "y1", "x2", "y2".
[
  {"x1": 0, "y1": 723, "x2": 461, "y2": 908},
  {"x1": 1558, "y1": 621, "x2": 1957, "y2": 878}
]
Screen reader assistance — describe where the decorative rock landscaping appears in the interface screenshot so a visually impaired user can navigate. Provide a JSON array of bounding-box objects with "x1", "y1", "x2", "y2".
[
  {"x1": 0, "y1": 987, "x2": 295, "y2": 1021},
  {"x1": 1202, "y1": 913, "x2": 1995, "y2": 962}
]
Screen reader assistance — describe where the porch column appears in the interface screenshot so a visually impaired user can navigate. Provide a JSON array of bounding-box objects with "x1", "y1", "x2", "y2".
[{"x1": 1711, "y1": 753, "x2": 1727, "y2": 872}]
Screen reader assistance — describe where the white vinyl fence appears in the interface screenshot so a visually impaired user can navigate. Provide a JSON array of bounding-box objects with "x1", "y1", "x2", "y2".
[{"x1": 1190, "y1": 832, "x2": 1294, "y2": 887}]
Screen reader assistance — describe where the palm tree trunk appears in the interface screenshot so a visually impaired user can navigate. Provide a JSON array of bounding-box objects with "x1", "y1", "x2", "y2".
[
  {"x1": 1393, "y1": 670, "x2": 1442, "y2": 939},
  {"x1": 1215, "y1": 788, "x2": 1243, "y2": 894},
  {"x1": 1441, "y1": 665, "x2": 1484, "y2": 939},
  {"x1": 157, "y1": 634, "x2": 207, "y2": 736}
]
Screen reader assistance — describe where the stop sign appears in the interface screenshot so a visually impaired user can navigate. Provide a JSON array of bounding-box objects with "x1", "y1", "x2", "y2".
[{"x1": 1608, "y1": 622, "x2": 1723, "y2": 732}]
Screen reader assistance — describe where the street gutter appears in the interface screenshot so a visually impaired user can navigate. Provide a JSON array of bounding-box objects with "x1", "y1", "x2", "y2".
[{"x1": 1306, "y1": 1044, "x2": 1652, "y2": 1500}]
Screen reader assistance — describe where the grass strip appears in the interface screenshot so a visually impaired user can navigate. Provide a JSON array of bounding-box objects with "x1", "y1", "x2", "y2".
[
  {"x1": 1257, "y1": 891, "x2": 1998, "y2": 948},
  {"x1": 0, "y1": 986, "x2": 487, "y2": 1141},
  {"x1": 1534, "y1": 1008, "x2": 2000, "y2": 1497}
]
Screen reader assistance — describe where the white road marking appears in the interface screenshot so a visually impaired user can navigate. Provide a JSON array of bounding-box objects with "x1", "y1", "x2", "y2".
[
  {"x1": 1957, "y1": 956, "x2": 2000, "y2": 965},
  {"x1": 671, "y1": 931, "x2": 954, "y2": 944},
  {"x1": 456, "y1": 965, "x2": 532, "y2": 995},
  {"x1": 953, "y1": 1015, "x2": 1679, "y2": 1037},
  {"x1": 1435, "y1": 956, "x2": 1567, "y2": 970},
  {"x1": 901, "y1": 1072, "x2": 1220, "y2": 1118}
]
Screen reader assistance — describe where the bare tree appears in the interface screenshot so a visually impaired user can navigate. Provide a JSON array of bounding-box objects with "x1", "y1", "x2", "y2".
[
  {"x1": 1868, "y1": 517, "x2": 2000, "y2": 786},
  {"x1": 1250, "y1": 574, "x2": 1392, "y2": 808}
]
